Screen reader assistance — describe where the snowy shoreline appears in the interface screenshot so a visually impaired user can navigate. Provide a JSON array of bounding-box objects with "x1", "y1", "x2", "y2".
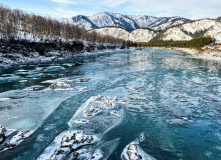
[
  {"x1": 149, "y1": 46, "x2": 221, "y2": 62},
  {"x1": 0, "y1": 42, "x2": 128, "y2": 68}
]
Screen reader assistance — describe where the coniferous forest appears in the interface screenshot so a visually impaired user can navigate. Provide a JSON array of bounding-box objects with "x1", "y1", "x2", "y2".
[{"x1": 127, "y1": 36, "x2": 215, "y2": 49}]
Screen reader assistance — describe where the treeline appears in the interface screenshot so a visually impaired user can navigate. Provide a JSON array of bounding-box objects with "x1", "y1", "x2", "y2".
[
  {"x1": 0, "y1": 5, "x2": 125, "y2": 45},
  {"x1": 128, "y1": 37, "x2": 215, "y2": 49}
]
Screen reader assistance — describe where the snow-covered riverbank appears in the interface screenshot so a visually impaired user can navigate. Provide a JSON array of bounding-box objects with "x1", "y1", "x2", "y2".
[
  {"x1": 177, "y1": 46, "x2": 221, "y2": 61},
  {"x1": 0, "y1": 40, "x2": 127, "y2": 68},
  {"x1": 149, "y1": 46, "x2": 221, "y2": 62}
]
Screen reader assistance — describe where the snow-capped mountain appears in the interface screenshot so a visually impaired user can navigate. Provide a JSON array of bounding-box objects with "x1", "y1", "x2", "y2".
[
  {"x1": 64, "y1": 12, "x2": 190, "y2": 31},
  {"x1": 148, "y1": 16, "x2": 190, "y2": 31},
  {"x1": 90, "y1": 27, "x2": 157, "y2": 42},
  {"x1": 160, "y1": 19, "x2": 221, "y2": 41}
]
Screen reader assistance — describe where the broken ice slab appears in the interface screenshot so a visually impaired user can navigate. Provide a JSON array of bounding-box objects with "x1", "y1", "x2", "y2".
[
  {"x1": 110, "y1": 110, "x2": 121, "y2": 116},
  {"x1": 71, "y1": 148, "x2": 103, "y2": 160},
  {"x1": 37, "y1": 130, "x2": 99, "y2": 160},
  {"x1": 24, "y1": 85, "x2": 46, "y2": 91},
  {"x1": 121, "y1": 134, "x2": 156, "y2": 160},
  {"x1": 121, "y1": 142, "x2": 156, "y2": 160},
  {"x1": 49, "y1": 82, "x2": 73, "y2": 90},
  {"x1": 68, "y1": 95, "x2": 126, "y2": 135},
  {"x1": 73, "y1": 119, "x2": 90, "y2": 124},
  {"x1": 70, "y1": 138, "x2": 120, "y2": 160},
  {"x1": 0, "y1": 125, "x2": 33, "y2": 153},
  {"x1": 39, "y1": 96, "x2": 126, "y2": 160}
]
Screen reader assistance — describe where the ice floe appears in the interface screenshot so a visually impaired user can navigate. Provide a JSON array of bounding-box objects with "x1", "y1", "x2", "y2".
[
  {"x1": 68, "y1": 95, "x2": 125, "y2": 135},
  {"x1": 121, "y1": 134, "x2": 156, "y2": 160},
  {"x1": 49, "y1": 82, "x2": 73, "y2": 90},
  {"x1": 38, "y1": 95, "x2": 126, "y2": 159},
  {"x1": 37, "y1": 130, "x2": 99, "y2": 160},
  {"x1": 24, "y1": 85, "x2": 46, "y2": 91},
  {"x1": 73, "y1": 119, "x2": 90, "y2": 124},
  {"x1": 71, "y1": 138, "x2": 120, "y2": 160}
]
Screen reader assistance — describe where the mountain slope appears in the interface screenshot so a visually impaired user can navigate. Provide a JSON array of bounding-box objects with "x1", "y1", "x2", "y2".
[
  {"x1": 159, "y1": 19, "x2": 221, "y2": 41},
  {"x1": 148, "y1": 17, "x2": 190, "y2": 31},
  {"x1": 64, "y1": 12, "x2": 190, "y2": 31},
  {"x1": 91, "y1": 27, "x2": 157, "y2": 42}
]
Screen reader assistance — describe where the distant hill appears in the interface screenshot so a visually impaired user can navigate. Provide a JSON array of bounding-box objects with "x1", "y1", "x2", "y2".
[{"x1": 151, "y1": 18, "x2": 221, "y2": 41}]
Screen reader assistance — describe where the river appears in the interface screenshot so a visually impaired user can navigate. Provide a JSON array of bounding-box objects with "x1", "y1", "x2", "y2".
[{"x1": 1, "y1": 49, "x2": 221, "y2": 160}]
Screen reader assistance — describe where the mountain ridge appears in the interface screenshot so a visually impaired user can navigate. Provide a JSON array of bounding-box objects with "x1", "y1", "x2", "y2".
[{"x1": 63, "y1": 12, "x2": 190, "y2": 31}]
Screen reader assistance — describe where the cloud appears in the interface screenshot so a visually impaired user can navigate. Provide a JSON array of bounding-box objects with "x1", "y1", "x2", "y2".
[
  {"x1": 1, "y1": 0, "x2": 221, "y2": 19},
  {"x1": 54, "y1": 8, "x2": 88, "y2": 17},
  {"x1": 113, "y1": 0, "x2": 221, "y2": 19},
  {"x1": 101, "y1": 0, "x2": 131, "y2": 8},
  {"x1": 51, "y1": 0, "x2": 78, "y2": 5}
]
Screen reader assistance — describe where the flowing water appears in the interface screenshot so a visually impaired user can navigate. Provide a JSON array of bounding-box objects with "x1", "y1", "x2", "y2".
[{"x1": 1, "y1": 49, "x2": 221, "y2": 160}]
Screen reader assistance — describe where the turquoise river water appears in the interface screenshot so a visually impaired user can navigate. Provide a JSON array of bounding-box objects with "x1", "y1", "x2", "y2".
[{"x1": 0, "y1": 49, "x2": 221, "y2": 160}]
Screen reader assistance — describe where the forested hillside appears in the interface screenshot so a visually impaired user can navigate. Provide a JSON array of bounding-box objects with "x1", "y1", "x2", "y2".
[
  {"x1": 0, "y1": 6, "x2": 128, "y2": 67},
  {"x1": 0, "y1": 6, "x2": 125, "y2": 45},
  {"x1": 129, "y1": 36, "x2": 215, "y2": 49}
]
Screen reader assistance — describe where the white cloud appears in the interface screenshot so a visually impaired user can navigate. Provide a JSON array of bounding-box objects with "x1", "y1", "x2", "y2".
[
  {"x1": 2, "y1": 0, "x2": 221, "y2": 19},
  {"x1": 114, "y1": 0, "x2": 221, "y2": 19},
  {"x1": 54, "y1": 8, "x2": 87, "y2": 17},
  {"x1": 101, "y1": 0, "x2": 131, "y2": 8},
  {"x1": 51, "y1": 0, "x2": 78, "y2": 5}
]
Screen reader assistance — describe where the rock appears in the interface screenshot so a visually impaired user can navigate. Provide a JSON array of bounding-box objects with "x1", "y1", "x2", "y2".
[
  {"x1": 49, "y1": 82, "x2": 73, "y2": 90},
  {"x1": 0, "y1": 126, "x2": 7, "y2": 143},
  {"x1": 4, "y1": 130, "x2": 31, "y2": 147},
  {"x1": 0, "y1": 126, "x2": 6, "y2": 134},
  {"x1": 77, "y1": 78, "x2": 91, "y2": 82},
  {"x1": 0, "y1": 128, "x2": 33, "y2": 153}
]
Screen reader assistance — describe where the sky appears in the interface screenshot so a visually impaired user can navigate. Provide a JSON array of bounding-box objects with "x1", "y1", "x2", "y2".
[{"x1": 0, "y1": 0, "x2": 221, "y2": 20}]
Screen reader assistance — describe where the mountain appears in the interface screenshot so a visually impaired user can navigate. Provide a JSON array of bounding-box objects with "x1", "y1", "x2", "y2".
[
  {"x1": 155, "y1": 19, "x2": 221, "y2": 41},
  {"x1": 63, "y1": 12, "x2": 190, "y2": 31},
  {"x1": 148, "y1": 16, "x2": 191, "y2": 31},
  {"x1": 90, "y1": 27, "x2": 157, "y2": 42}
]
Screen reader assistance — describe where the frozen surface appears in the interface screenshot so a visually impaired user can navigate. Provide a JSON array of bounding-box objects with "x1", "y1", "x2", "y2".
[
  {"x1": 1, "y1": 49, "x2": 221, "y2": 159},
  {"x1": 37, "y1": 130, "x2": 99, "y2": 160},
  {"x1": 68, "y1": 95, "x2": 125, "y2": 135},
  {"x1": 38, "y1": 96, "x2": 125, "y2": 159}
]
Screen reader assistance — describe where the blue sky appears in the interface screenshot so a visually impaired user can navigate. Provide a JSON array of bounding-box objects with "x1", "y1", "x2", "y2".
[{"x1": 0, "y1": 0, "x2": 221, "y2": 19}]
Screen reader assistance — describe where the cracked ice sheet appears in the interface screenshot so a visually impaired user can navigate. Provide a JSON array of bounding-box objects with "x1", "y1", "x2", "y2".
[
  {"x1": 37, "y1": 131, "x2": 99, "y2": 160},
  {"x1": 68, "y1": 96, "x2": 126, "y2": 136},
  {"x1": 0, "y1": 89, "x2": 78, "y2": 130}
]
